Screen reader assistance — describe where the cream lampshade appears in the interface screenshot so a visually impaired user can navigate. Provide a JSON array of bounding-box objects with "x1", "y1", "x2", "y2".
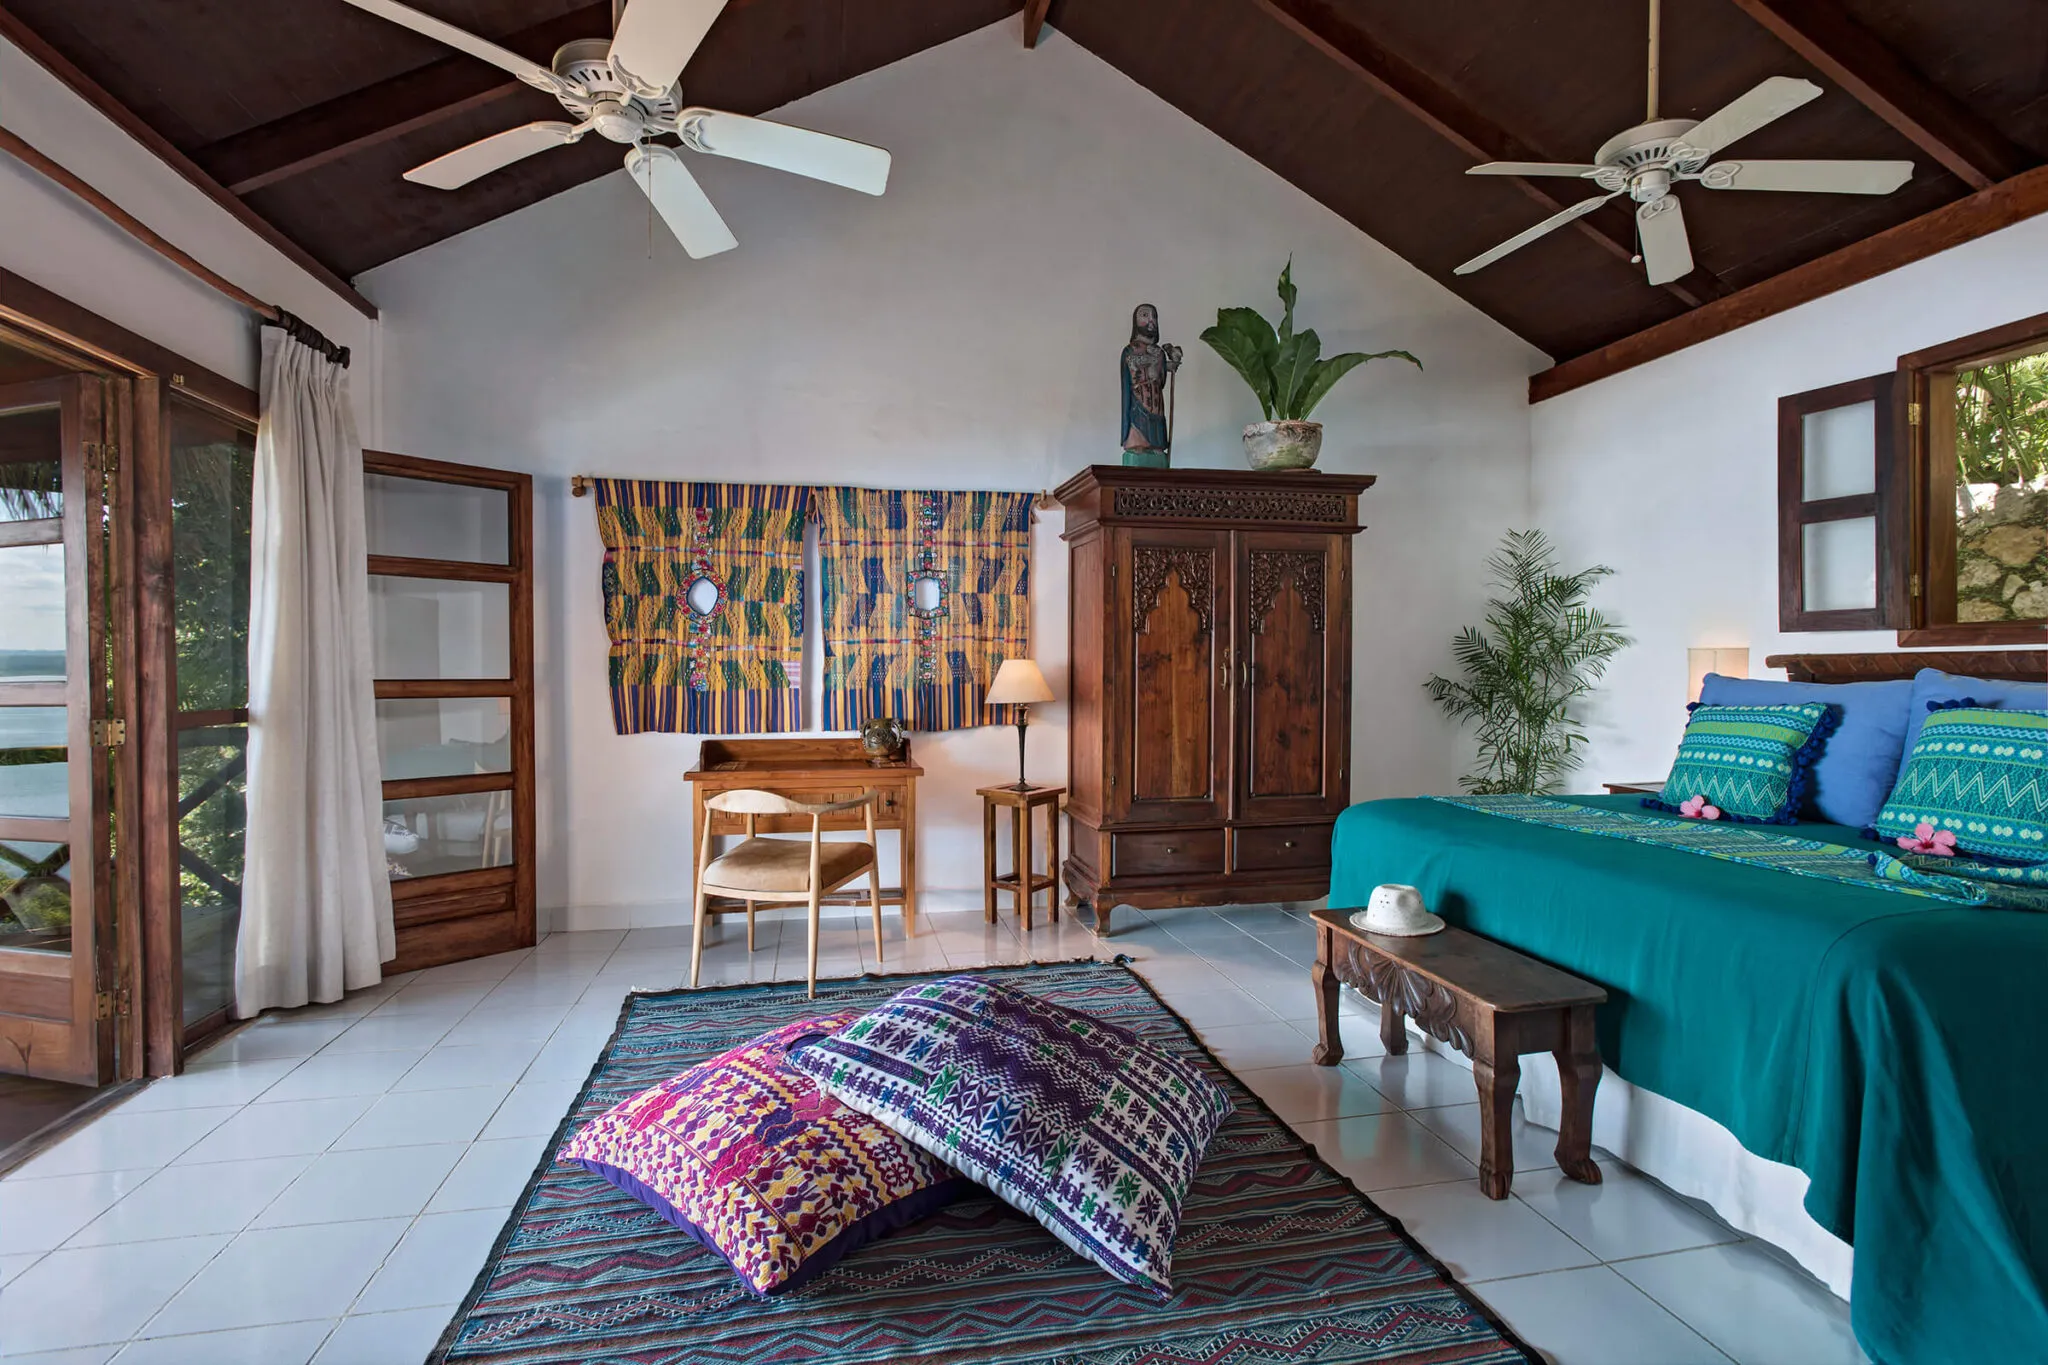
[
  {"x1": 1687, "y1": 647, "x2": 1751, "y2": 704},
  {"x1": 986, "y1": 659, "x2": 1055, "y2": 791}
]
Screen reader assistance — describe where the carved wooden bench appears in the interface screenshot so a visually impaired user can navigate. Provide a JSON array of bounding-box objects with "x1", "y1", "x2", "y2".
[{"x1": 1309, "y1": 907, "x2": 1607, "y2": 1199}]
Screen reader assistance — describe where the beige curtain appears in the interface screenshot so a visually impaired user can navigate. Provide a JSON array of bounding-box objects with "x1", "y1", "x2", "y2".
[{"x1": 235, "y1": 326, "x2": 392, "y2": 1016}]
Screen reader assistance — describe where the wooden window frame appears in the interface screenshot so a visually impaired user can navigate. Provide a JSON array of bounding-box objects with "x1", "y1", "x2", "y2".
[
  {"x1": 365, "y1": 450, "x2": 535, "y2": 975},
  {"x1": 1896, "y1": 309, "x2": 2048, "y2": 647},
  {"x1": 1777, "y1": 372, "x2": 1906, "y2": 631}
]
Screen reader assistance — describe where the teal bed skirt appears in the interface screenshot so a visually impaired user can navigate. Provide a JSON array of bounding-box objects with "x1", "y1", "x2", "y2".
[{"x1": 1330, "y1": 794, "x2": 2048, "y2": 1365}]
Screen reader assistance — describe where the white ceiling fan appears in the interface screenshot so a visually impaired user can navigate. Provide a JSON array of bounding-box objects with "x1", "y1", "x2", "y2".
[
  {"x1": 1453, "y1": 0, "x2": 1912, "y2": 286},
  {"x1": 339, "y1": 0, "x2": 892, "y2": 258}
]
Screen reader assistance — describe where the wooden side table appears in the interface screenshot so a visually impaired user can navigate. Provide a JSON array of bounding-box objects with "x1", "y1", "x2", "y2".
[
  {"x1": 1309, "y1": 907, "x2": 1607, "y2": 1200},
  {"x1": 979, "y1": 785, "x2": 1064, "y2": 931}
]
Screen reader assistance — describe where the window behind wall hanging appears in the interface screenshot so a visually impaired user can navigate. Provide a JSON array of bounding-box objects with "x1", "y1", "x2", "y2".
[
  {"x1": 815, "y1": 488, "x2": 1034, "y2": 732},
  {"x1": 593, "y1": 480, "x2": 809, "y2": 734}
]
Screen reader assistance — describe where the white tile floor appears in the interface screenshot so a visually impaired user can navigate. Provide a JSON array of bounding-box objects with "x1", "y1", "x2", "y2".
[{"x1": 0, "y1": 903, "x2": 1868, "y2": 1365}]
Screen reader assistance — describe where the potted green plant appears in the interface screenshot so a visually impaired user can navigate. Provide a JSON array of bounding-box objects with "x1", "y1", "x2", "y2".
[
  {"x1": 1424, "y1": 530, "x2": 1630, "y2": 794},
  {"x1": 1200, "y1": 260, "x2": 1421, "y2": 470}
]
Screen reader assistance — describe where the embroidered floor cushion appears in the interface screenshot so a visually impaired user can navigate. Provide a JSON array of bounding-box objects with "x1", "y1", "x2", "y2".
[
  {"x1": 1873, "y1": 707, "x2": 2048, "y2": 863},
  {"x1": 556, "y1": 1011, "x2": 970, "y2": 1296},
  {"x1": 1647, "y1": 701, "x2": 1837, "y2": 824},
  {"x1": 786, "y1": 975, "x2": 1233, "y2": 1298}
]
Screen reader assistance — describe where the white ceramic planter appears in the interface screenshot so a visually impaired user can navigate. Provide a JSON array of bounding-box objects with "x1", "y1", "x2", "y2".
[{"x1": 1243, "y1": 419, "x2": 1323, "y2": 471}]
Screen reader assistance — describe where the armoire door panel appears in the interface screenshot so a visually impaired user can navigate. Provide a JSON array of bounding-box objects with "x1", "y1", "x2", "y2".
[
  {"x1": 1118, "y1": 532, "x2": 1229, "y2": 824},
  {"x1": 1238, "y1": 534, "x2": 1348, "y2": 821}
]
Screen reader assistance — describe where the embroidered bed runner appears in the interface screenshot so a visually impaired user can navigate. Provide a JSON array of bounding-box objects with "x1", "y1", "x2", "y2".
[
  {"x1": 815, "y1": 488, "x2": 1033, "y2": 732},
  {"x1": 595, "y1": 480, "x2": 809, "y2": 734},
  {"x1": 1428, "y1": 794, "x2": 2048, "y2": 910}
]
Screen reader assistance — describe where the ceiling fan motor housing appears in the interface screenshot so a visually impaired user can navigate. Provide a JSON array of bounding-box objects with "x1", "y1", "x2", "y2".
[
  {"x1": 551, "y1": 35, "x2": 681, "y2": 141},
  {"x1": 1592, "y1": 118, "x2": 1710, "y2": 200}
]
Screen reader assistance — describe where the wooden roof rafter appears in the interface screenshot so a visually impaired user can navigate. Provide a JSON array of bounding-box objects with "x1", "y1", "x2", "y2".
[{"x1": 1249, "y1": 0, "x2": 1725, "y2": 310}]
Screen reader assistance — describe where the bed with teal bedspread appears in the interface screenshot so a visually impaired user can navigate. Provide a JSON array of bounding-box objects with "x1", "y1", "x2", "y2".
[{"x1": 1330, "y1": 793, "x2": 2048, "y2": 1365}]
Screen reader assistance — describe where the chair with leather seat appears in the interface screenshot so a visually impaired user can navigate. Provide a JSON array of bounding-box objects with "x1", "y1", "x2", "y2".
[{"x1": 691, "y1": 788, "x2": 883, "y2": 998}]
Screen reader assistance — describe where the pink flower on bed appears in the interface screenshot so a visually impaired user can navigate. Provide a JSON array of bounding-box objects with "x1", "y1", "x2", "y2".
[
  {"x1": 1897, "y1": 822, "x2": 1957, "y2": 857},
  {"x1": 1678, "y1": 795, "x2": 1722, "y2": 821}
]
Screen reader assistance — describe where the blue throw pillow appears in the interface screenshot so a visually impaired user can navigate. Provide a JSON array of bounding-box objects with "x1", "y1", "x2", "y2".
[
  {"x1": 1647, "y1": 701, "x2": 1837, "y2": 824},
  {"x1": 1902, "y1": 669, "x2": 2048, "y2": 755},
  {"x1": 1873, "y1": 708, "x2": 2048, "y2": 862},
  {"x1": 1698, "y1": 674, "x2": 1910, "y2": 828}
]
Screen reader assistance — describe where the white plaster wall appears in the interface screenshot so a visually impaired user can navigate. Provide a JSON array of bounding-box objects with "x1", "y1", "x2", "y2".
[
  {"x1": 1531, "y1": 213, "x2": 2048, "y2": 786},
  {"x1": 0, "y1": 35, "x2": 377, "y2": 422},
  {"x1": 362, "y1": 20, "x2": 1544, "y2": 929}
]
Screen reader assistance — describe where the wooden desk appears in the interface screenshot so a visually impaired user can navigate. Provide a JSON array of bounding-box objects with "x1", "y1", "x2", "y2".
[{"x1": 685, "y1": 739, "x2": 921, "y2": 933}]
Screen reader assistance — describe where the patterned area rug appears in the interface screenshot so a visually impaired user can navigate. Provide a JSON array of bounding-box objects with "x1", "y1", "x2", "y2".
[{"x1": 430, "y1": 959, "x2": 1536, "y2": 1364}]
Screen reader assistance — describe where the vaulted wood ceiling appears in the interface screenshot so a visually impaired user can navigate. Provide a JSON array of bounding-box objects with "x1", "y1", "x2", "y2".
[{"x1": 4, "y1": 0, "x2": 2044, "y2": 367}]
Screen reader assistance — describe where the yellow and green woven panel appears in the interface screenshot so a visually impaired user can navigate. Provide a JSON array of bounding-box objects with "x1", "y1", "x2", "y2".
[
  {"x1": 594, "y1": 480, "x2": 808, "y2": 734},
  {"x1": 815, "y1": 488, "x2": 1033, "y2": 732}
]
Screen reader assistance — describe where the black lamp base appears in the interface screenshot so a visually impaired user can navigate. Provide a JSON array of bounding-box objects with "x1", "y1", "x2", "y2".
[{"x1": 1004, "y1": 711, "x2": 1033, "y2": 791}]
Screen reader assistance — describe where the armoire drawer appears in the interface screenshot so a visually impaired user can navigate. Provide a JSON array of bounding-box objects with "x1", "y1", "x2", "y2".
[
  {"x1": 1113, "y1": 828, "x2": 1225, "y2": 878},
  {"x1": 1232, "y1": 823, "x2": 1333, "y2": 873}
]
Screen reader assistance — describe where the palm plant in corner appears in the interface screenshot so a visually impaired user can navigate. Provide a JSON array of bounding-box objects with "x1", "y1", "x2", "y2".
[
  {"x1": 1201, "y1": 259, "x2": 1421, "y2": 470},
  {"x1": 1425, "y1": 530, "x2": 1630, "y2": 795}
]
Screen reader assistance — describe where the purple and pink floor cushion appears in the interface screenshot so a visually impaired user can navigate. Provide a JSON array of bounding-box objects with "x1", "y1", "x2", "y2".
[
  {"x1": 785, "y1": 975, "x2": 1233, "y2": 1298},
  {"x1": 555, "y1": 1011, "x2": 971, "y2": 1297}
]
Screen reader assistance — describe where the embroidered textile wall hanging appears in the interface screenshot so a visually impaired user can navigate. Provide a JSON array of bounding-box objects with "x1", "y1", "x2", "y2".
[
  {"x1": 815, "y1": 488, "x2": 1033, "y2": 732},
  {"x1": 594, "y1": 480, "x2": 808, "y2": 735}
]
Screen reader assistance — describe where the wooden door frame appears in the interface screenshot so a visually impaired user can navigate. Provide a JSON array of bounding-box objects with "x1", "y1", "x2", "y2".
[{"x1": 365, "y1": 450, "x2": 535, "y2": 973}]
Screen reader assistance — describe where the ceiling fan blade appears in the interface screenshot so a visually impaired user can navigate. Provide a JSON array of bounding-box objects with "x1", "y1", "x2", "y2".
[
  {"x1": 340, "y1": 0, "x2": 561, "y2": 92},
  {"x1": 1466, "y1": 162, "x2": 1600, "y2": 178},
  {"x1": 625, "y1": 144, "x2": 738, "y2": 258},
  {"x1": 1453, "y1": 191, "x2": 1621, "y2": 275},
  {"x1": 404, "y1": 122, "x2": 581, "y2": 189},
  {"x1": 1680, "y1": 76, "x2": 1821, "y2": 157},
  {"x1": 608, "y1": 0, "x2": 729, "y2": 99},
  {"x1": 1636, "y1": 196, "x2": 1694, "y2": 285},
  {"x1": 678, "y1": 110, "x2": 891, "y2": 195},
  {"x1": 1700, "y1": 158, "x2": 1913, "y2": 194}
]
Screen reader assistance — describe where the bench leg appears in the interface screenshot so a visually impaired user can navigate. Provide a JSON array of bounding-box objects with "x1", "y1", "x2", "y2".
[
  {"x1": 1553, "y1": 1004, "x2": 1604, "y2": 1187},
  {"x1": 1472, "y1": 1050, "x2": 1521, "y2": 1200},
  {"x1": 1311, "y1": 926, "x2": 1343, "y2": 1066},
  {"x1": 1379, "y1": 994, "x2": 1408, "y2": 1056}
]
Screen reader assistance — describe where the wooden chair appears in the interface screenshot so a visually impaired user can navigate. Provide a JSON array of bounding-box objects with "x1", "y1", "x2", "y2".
[{"x1": 692, "y1": 789, "x2": 883, "y2": 998}]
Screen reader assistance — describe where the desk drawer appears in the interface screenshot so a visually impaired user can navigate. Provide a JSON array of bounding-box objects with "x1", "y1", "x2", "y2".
[
  {"x1": 1113, "y1": 828, "x2": 1224, "y2": 878},
  {"x1": 1232, "y1": 822, "x2": 1333, "y2": 873}
]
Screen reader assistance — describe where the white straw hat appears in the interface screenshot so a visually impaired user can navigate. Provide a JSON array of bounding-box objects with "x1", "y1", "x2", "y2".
[{"x1": 1350, "y1": 883, "x2": 1445, "y2": 937}]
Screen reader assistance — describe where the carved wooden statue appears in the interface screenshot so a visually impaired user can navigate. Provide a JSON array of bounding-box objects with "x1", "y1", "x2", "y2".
[{"x1": 1120, "y1": 303, "x2": 1182, "y2": 466}]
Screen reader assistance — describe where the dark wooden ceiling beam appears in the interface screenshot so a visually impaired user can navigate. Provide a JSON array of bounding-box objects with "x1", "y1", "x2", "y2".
[
  {"x1": 1529, "y1": 159, "x2": 2048, "y2": 402},
  {"x1": 1249, "y1": 0, "x2": 1722, "y2": 310},
  {"x1": 193, "y1": 4, "x2": 611, "y2": 196},
  {"x1": 1726, "y1": 0, "x2": 2032, "y2": 190},
  {"x1": 0, "y1": 4, "x2": 377, "y2": 320},
  {"x1": 1022, "y1": 0, "x2": 1053, "y2": 48}
]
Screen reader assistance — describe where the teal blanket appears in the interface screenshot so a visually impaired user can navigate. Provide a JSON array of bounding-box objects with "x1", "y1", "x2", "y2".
[{"x1": 1331, "y1": 794, "x2": 2048, "y2": 1365}]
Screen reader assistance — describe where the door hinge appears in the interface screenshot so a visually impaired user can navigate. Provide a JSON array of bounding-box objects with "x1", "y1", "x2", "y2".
[
  {"x1": 1109, "y1": 562, "x2": 1118, "y2": 581},
  {"x1": 94, "y1": 987, "x2": 131, "y2": 1020},
  {"x1": 92, "y1": 718, "x2": 126, "y2": 747},
  {"x1": 1910, "y1": 572, "x2": 1923, "y2": 598},
  {"x1": 1107, "y1": 772, "x2": 1116, "y2": 792},
  {"x1": 1907, "y1": 402, "x2": 1923, "y2": 426}
]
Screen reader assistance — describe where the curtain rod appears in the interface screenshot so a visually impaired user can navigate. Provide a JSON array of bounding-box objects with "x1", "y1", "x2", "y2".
[
  {"x1": 569, "y1": 476, "x2": 1059, "y2": 512},
  {"x1": 0, "y1": 122, "x2": 350, "y2": 368}
]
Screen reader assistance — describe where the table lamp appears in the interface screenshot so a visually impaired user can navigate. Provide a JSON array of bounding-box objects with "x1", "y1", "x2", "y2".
[{"x1": 986, "y1": 658, "x2": 1054, "y2": 791}]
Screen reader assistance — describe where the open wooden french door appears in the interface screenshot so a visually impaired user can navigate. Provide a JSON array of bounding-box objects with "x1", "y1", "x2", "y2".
[{"x1": 0, "y1": 375, "x2": 136, "y2": 1085}]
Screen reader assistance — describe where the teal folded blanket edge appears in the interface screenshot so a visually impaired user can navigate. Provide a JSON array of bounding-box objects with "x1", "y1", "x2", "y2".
[{"x1": 1330, "y1": 793, "x2": 2048, "y2": 1365}]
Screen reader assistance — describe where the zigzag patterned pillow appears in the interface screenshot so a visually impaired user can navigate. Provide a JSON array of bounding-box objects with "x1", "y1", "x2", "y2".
[
  {"x1": 786, "y1": 975, "x2": 1232, "y2": 1298},
  {"x1": 1647, "y1": 701, "x2": 1838, "y2": 824},
  {"x1": 1873, "y1": 707, "x2": 2048, "y2": 863}
]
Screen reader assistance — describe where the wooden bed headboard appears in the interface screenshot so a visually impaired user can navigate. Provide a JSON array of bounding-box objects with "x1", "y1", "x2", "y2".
[{"x1": 1764, "y1": 651, "x2": 2047, "y2": 684}]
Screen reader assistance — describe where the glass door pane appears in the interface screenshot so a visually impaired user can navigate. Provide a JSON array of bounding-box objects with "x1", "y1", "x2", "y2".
[{"x1": 366, "y1": 473, "x2": 509, "y2": 564}]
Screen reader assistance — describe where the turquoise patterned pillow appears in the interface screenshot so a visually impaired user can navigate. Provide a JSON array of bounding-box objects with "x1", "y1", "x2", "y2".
[
  {"x1": 1647, "y1": 702, "x2": 1837, "y2": 824},
  {"x1": 1872, "y1": 708, "x2": 2048, "y2": 862}
]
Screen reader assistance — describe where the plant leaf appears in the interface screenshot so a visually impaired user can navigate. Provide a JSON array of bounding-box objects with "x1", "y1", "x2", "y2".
[
  {"x1": 1276, "y1": 256, "x2": 1298, "y2": 346},
  {"x1": 1271, "y1": 328, "x2": 1321, "y2": 420},
  {"x1": 1201, "y1": 309, "x2": 1278, "y2": 419},
  {"x1": 1291, "y1": 348, "x2": 1423, "y2": 419}
]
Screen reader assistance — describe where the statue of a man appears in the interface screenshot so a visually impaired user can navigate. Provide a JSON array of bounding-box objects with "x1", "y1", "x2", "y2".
[{"x1": 1120, "y1": 304, "x2": 1182, "y2": 458}]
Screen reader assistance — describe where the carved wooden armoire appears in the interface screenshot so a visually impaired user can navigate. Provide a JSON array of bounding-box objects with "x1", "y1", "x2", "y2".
[{"x1": 1055, "y1": 465, "x2": 1373, "y2": 933}]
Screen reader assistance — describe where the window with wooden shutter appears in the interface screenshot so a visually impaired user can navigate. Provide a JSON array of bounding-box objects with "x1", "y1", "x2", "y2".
[{"x1": 1777, "y1": 373, "x2": 1906, "y2": 631}]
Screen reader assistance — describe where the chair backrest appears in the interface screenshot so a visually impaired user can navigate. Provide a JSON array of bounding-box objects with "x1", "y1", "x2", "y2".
[{"x1": 705, "y1": 788, "x2": 877, "y2": 817}]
